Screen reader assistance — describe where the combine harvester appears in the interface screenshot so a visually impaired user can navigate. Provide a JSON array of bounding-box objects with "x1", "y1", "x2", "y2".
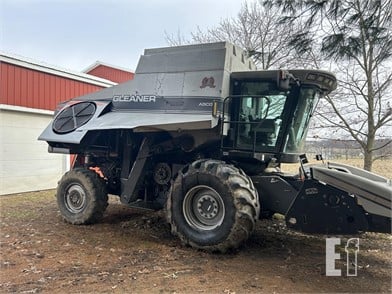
[{"x1": 39, "y1": 42, "x2": 391, "y2": 252}]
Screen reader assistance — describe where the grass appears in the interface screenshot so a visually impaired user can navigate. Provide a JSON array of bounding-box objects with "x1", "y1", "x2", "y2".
[
  {"x1": 0, "y1": 190, "x2": 55, "y2": 220},
  {"x1": 0, "y1": 189, "x2": 54, "y2": 204},
  {"x1": 2, "y1": 210, "x2": 38, "y2": 219},
  {"x1": 281, "y1": 158, "x2": 392, "y2": 179}
]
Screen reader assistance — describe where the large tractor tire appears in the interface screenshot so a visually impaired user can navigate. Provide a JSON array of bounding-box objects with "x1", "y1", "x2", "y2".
[
  {"x1": 56, "y1": 168, "x2": 108, "y2": 225},
  {"x1": 166, "y1": 159, "x2": 260, "y2": 252}
]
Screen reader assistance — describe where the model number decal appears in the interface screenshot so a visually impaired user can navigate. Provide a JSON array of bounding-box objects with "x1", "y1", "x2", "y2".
[
  {"x1": 113, "y1": 95, "x2": 156, "y2": 102},
  {"x1": 198, "y1": 102, "x2": 213, "y2": 107}
]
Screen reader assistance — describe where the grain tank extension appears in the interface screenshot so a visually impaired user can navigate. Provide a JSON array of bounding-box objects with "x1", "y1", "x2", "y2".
[{"x1": 39, "y1": 42, "x2": 391, "y2": 252}]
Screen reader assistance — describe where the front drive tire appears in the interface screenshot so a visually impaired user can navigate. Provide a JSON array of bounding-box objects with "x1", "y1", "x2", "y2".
[
  {"x1": 56, "y1": 168, "x2": 108, "y2": 225},
  {"x1": 166, "y1": 159, "x2": 260, "y2": 252}
]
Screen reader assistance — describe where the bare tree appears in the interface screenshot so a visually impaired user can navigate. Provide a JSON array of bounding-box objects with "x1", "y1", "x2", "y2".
[
  {"x1": 165, "y1": 1, "x2": 296, "y2": 69},
  {"x1": 266, "y1": 0, "x2": 392, "y2": 171}
]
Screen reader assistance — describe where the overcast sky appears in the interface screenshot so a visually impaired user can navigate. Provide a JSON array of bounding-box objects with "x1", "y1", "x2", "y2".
[{"x1": 1, "y1": 0, "x2": 244, "y2": 72}]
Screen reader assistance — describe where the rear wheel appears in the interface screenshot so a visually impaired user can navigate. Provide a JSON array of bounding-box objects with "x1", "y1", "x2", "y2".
[
  {"x1": 166, "y1": 159, "x2": 259, "y2": 252},
  {"x1": 57, "y1": 168, "x2": 108, "y2": 224}
]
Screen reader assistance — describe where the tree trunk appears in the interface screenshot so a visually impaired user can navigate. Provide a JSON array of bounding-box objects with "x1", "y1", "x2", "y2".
[
  {"x1": 363, "y1": 132, "x2": 376, "y2": 171},
  {"x1": 363, "y1": 152, "x2": 373, "y2": 171}
]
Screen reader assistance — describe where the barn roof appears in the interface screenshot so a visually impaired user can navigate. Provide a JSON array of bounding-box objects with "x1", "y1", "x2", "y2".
[
  {"x1": 0, "y1": 51, "x2": 117, "y2": 88},
  {"x1": 82, "y1": 61, "x2": 134, "y2": 74}
]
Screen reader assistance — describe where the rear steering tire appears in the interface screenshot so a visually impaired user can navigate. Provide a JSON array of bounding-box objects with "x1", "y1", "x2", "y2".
[
  {"x1": 56, "y1": 168, "x2": 108, "y2": 224},
  {"x1": 166, "y1": 159, "x2": 260, "y2": 252}
]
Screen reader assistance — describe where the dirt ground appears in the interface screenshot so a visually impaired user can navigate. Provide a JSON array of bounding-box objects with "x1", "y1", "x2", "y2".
[{"x1": 0, "y1": 190, "x2": 391, "y2": 293}]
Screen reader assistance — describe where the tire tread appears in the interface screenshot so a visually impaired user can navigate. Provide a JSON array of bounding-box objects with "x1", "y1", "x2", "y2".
[
  {"x1": 167, "y1": 159, "x2": 259, "y2": 252},
  {"x1": 57, "y1": 168, "x2": 108, "y2": 225}
]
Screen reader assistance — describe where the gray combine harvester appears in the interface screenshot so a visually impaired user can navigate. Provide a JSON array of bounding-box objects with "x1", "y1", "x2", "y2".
[{"x1": 39, "y1": 42, "x2": 391, "y2": 252}]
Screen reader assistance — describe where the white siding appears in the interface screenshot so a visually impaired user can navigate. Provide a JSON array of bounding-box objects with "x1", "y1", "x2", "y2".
[{"x1": 0, "y1": 108, "x2": 68, "y2": 195}]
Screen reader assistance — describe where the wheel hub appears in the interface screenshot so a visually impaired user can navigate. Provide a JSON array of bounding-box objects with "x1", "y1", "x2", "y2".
[
  {"x1": 197, "y1": 196, "x2": 219, "y2": 219},
  {"x1": 65, "y1": 184, "x2": 86, "y2": 213},
  {"x1": 183, "y1": 185, "x2": 225, "y2": 230}
]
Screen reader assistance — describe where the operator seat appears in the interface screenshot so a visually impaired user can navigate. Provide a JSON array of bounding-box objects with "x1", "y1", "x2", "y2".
[{"x1": 249, "y1": 118, "x2": 277, "y2": 146}]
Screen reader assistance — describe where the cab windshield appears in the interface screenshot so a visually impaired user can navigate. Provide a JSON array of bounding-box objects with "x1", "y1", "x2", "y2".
[
  {"x1": 223, "y1": 80, "x2": 320, "y2": 156},
  {"x1": 284, "y1": 88, "x2": 320, "y2": 153}
]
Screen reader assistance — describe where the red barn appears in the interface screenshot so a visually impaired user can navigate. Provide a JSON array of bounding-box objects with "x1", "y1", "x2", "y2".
[{"x1": 0, "y1": 52, "x2": 133, "y2": 195}]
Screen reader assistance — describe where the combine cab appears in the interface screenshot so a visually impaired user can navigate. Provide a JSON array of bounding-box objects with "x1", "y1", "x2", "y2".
[{"x1": 39, "y1": 42, "x2": 391, "y2": 252}]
